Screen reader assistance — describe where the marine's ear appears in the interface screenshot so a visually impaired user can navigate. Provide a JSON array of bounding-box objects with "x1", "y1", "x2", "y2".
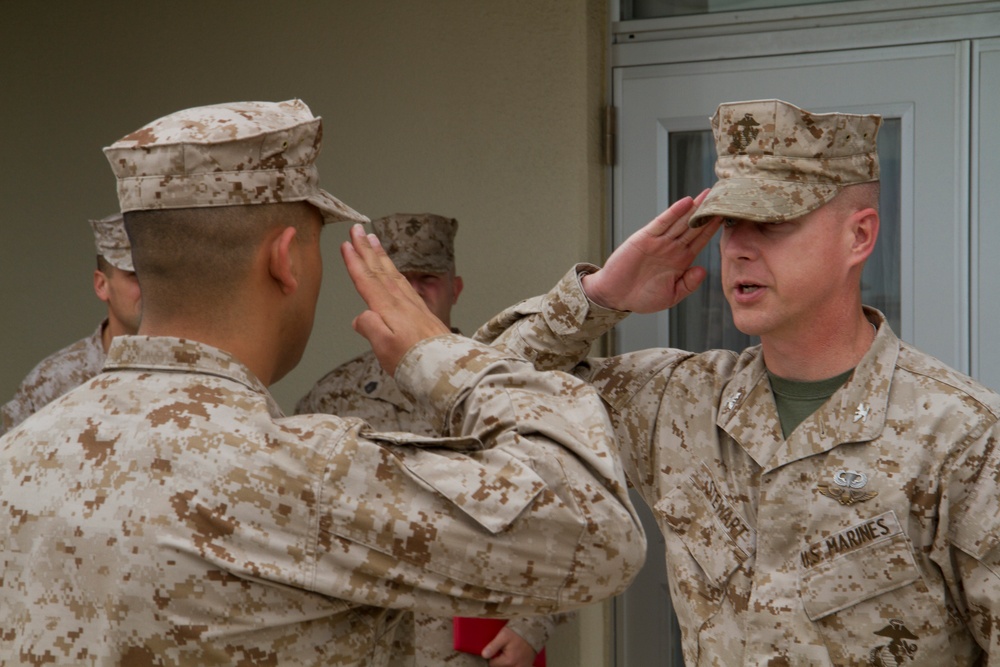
[{"x1": 268, "y1": 226, "x2": 300, "y2": 295}]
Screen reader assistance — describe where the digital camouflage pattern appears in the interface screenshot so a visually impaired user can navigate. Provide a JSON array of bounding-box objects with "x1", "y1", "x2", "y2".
[
  {"x1": 103, "y1": 99, "x2": 369, "y2": 226},
  {"x1": 0, "y1": 321, "x2": 105, "y2": 435},
  {"x1": 689, "y1": 99, "x2": 882, "y2": 227},
  {"x1": 0, "y1": 332, "x2": 645, "y2": 665},
  {"x1": 474, "y1": 266, "x2": 1000, "y2": 666},
  {"x1": 297, "y1": 347, "x2": 564, "y2": 665},
  {"x1": 373, "y1": 213, "x2": 458, "y2": 274},
  {"x1": 89, "y1": 212, "x2": 133, "y2": 271}
]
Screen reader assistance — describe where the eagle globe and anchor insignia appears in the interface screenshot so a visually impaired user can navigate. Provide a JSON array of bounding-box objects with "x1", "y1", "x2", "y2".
[
  {"x1": 817, "y1": 470, "x2": 879, "y2": 506},
  {"x1": 727, "y1": 113, "x2": 761, "y2": 153},
  {"x1": 868, "y1": 619, "x2": 919, "y2": 666}
]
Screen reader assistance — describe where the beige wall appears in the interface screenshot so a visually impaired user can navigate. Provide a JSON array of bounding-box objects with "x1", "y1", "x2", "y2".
[{"x1": 0, "y1": 1, "x2": 610, "y2": 664}]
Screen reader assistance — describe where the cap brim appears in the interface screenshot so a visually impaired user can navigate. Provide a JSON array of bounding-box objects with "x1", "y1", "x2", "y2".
[
  {"x1": 308, "y1": 189, "x2": 370, "y2": 225},
  {"x1": 106, "y1": 254, "x2": 135, "y2": 272},
  {"x1": 689, "y1": 178, "x2": 839, "y2": 227}
]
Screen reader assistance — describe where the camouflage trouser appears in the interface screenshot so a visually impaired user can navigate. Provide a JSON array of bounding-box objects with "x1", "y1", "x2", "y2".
[{"x1": 386, "y1": 613, "x2": 485, "y2": 666}]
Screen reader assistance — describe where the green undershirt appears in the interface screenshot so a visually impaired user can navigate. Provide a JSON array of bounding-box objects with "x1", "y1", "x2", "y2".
[{"x1": 767, "y1": 368, "x2": 854, "y2": 439}]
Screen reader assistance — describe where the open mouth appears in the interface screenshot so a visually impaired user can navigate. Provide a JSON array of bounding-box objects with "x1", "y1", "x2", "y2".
[{"x1": 738, "y1": 283, "x2": 762, "y2": 294}]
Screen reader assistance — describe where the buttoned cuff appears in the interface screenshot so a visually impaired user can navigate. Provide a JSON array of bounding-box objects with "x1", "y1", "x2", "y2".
[{"x1": 544, "y1": 264, "x2": 629, "y2": 340}]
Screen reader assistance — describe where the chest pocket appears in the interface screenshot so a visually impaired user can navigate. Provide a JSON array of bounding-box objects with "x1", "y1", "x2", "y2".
[
  {"x1": 655, "y1": 465, "x2": 755, "y2": 590},
  {"x1": 799, "y1": 510, "x2": 952, "y2": 665}
]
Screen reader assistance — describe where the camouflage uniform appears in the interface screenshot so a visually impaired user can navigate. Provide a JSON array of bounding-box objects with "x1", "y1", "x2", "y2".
[
  {"x1": 0, "y1": 100, "x2": 645, "y2": 666},
  {"x1": 475, "y1": 269, "x2": 1000, "y2": 666},
  {"x1": 0, "y1": 213, "x2": 132, "y2": 435},
  {"x1": 473, "y1": 100, "x2": 1000, "y2": 665},
  {"x1": 0, "y1": 331, "x2": 643, "y2": 665},
  {"x1": 298, "y1": 213, "x2": 563, "y2": 666}
]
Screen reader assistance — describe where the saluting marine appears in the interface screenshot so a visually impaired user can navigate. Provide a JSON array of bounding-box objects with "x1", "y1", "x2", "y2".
[
  {"x1": 0, "y1": 99, "x2": 645, "y2": 666},
  {"x1": 476, "y1": 99, "x2": 1000, "y2": 665}
]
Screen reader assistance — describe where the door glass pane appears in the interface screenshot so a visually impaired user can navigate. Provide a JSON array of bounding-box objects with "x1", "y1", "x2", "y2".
[
  {"x1": 668, "y1": 119, "x2": 901, "y2": 353},
  {"x1": 623, "y1": 0, "x2": 852, "y2": 20}
]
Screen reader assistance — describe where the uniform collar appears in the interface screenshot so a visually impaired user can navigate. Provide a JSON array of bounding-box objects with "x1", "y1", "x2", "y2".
[
  {"x1": 104, "y1": 335, "x2": 283, "y2": 417},
  {"x1": 718, "y1": 308, "x2": 899, "y2": 471}
]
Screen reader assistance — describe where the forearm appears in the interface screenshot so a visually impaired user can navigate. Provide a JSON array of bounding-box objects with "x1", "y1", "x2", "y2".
[{"x1": 474, "y1": 265, "x2": 627, "y2": 373}]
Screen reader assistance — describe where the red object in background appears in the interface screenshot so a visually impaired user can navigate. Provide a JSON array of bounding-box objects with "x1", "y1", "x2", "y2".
[{"x1": 453, "y1": 617, "x2": 547, "y2": 666}]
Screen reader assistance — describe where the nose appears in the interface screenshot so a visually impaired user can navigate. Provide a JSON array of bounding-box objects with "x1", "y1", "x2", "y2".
[{"x1": 720, "y1": 220, "x2": 756, "y2": 260}]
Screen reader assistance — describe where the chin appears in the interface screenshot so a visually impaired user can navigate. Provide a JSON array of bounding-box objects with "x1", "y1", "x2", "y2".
[{"x1": 730, "y1": 314, "x2": 766, "y2": 338}]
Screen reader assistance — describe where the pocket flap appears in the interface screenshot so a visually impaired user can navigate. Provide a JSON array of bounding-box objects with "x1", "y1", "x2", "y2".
[
  {"x1": 386, "y1": 443, "x2": 547, "y2": 535},
  {"x1": 655, "y1": 465, "x2": 755, "y2": 587},
  {"x1": 801, "y1": 511, "x2": 920, "y2": 621}
]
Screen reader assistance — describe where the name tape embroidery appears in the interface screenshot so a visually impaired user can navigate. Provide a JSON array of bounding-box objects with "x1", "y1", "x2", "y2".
[
  {"x1": 799, "y1": 510, "x2": 900, "y2": 569},
  {"x1": 691, "y1": 463, "x2": 756, "y2": 560}
]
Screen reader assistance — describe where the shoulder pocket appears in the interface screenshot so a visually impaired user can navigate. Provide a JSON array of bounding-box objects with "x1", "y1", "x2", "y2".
[{"x1": 379, "y1": 438, "x2": 546, "y2": 535}]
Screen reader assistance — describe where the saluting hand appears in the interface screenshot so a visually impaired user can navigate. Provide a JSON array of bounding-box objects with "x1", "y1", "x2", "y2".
[
  {"x1": 582, "y1": 190, "x2": 721, "y2": 313},
  {"x1": 342, "y1": 224, "x2": 451, "y2": 376}
]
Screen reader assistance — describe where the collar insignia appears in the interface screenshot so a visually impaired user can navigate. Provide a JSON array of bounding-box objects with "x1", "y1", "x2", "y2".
[
  {"x1": 853, "y1": 401, "x2": 871, "y2": 423},
  {"x1": 725, "y1": 389, "x2": 743, "y2": 412}
]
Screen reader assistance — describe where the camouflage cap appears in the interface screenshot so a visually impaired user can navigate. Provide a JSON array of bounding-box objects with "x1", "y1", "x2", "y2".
[
  {"x1": 689, "y1": 99, "x2": 882, "y2": 227},
  {"x1": 373, "y1": 213, "x2": 458, "y2": 274},
  {"x1": 89, "y1": 212, "x2": 133, "y2": 272},
  {"x1": 103, "y1": 99, "x2": 368, "y2": 225}
]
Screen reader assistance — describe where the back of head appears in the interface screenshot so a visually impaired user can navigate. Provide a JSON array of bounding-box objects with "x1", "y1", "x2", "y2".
[
  {"x1": 372, "y1": 213, "x2": 458, "y2": 274},
  {"x1": 104, "y1": 99, "x2": 368, "y2": 319},
  {"x1": 690, "y1": 99, "x2": 882, "y2": 227},
  {"x1": 123, "y1": 203, "x2": 314, "y2": 317}
]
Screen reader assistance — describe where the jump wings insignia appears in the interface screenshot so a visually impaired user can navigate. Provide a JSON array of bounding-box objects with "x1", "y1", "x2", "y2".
[{"x1": 817, "y1": 469, "x2": 878, "y2": 506}]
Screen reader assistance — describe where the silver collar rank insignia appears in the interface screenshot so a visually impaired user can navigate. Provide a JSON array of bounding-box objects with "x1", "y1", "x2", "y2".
[{"x1": 817, "y1": 469, "x2": 878, "y2": 505}]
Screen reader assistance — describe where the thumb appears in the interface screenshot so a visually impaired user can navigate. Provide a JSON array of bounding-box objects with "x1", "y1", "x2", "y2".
[
  {"x1": 351, "y1": 310, "x2": 385, "y2": 342},
  {"x1": 481, "y1": 633, "x2": 505, "y2": 660},
  {"x1": 675, "y1": 266, "x2": 709, "y2": 301}
]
